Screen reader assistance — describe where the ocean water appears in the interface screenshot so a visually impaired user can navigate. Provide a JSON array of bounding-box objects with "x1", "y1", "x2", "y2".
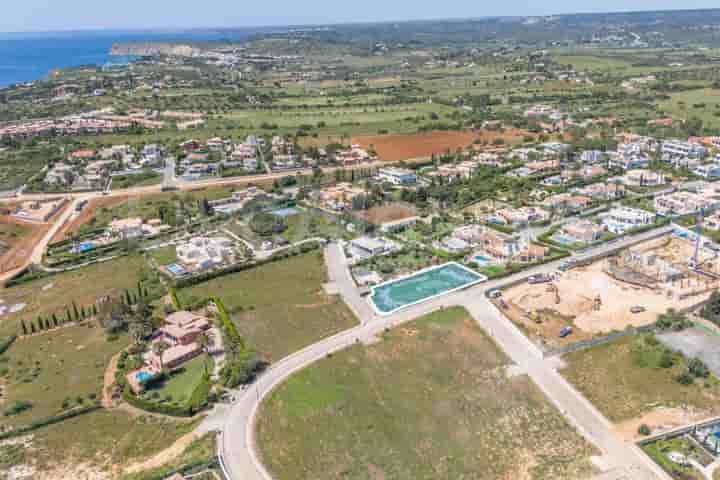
[{"x1": 0, "y1": 29, "x2": 258, "y2": 87}]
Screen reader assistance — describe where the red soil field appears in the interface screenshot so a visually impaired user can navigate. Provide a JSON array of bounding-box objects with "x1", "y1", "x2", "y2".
[{"x1": 353, "y1": 128, "x2": 530, "y2": 161}]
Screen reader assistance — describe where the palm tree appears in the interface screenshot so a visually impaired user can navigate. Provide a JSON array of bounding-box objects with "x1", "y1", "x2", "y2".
[{"x1": 153, "y1": 341, "x2": 170, "y2": 370}]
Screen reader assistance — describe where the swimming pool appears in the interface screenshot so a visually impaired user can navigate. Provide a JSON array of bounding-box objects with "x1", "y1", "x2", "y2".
[
  {"x1": 472, "y1": 254, "x2": 493, "y2": 266},
  {"x1": 136, "y1": 371, "x2": 153, "y2": 383},
  {"x1": 167, "y1": 263, "x2": 187, "y2": 276},
  {"x1": 271, "y1": 207, "x2": 300, "y2": 217},
  {"x1": 73, "y1": 241, "x2": 96, "y2": 253},
  {"x1": 369, "y1": 262, "x2": 486, "y2": 315}
]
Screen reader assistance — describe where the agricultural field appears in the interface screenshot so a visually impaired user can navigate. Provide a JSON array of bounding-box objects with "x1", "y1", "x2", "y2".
[
  {"x1": 0, "y1": 323, "x2": 127, "y2": 427},
  {"x1": 0, "y1": 254, "x2": 162, "y2": 337},
  {"x1": 257, "y1": 307, "x2": 597, "y2": 480},
  {"x1": 561, "y1": 334, "x2": 720, "y2": 426},
  {"x1": 176, "y1": 252, "x2": 357, "y2": 361},
  {"x1": 353, "y1": 128, "x2": 530, "y2": 161}
]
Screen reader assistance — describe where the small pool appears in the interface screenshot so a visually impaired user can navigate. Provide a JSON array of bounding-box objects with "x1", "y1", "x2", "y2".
[
  {"x1": 271, "y1": 207, "x2": 300, "y2": 217},
  {"x1": 472, "y1": 255, "x2": 493, "y2": 266},
  {"x1": 74, "y1": 242, "x2": 96, "y2": 253},
  {"x1": 136, "y1": 371, "x2": 153, "y2": 383},
  {"x1": 370, "y1": 262, "x2": 486, "y2": 315},
  {"x1": 167, "y1": 263, "x2": 187, "y2": 276}
]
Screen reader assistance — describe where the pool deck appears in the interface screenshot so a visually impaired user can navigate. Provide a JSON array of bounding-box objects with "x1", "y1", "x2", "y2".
[{"x1": 368, "y1": 262, "x2": 487, "y2": 316}]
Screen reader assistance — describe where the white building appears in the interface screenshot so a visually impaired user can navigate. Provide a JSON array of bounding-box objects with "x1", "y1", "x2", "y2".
[
  {"x1": 693, "y1": 164, "x2": 720, "y2": 179},
  {"x1": 377, "y1": 167, "x2": 417, "y2": 186},
  {"x1": 661, "y1": 140, "x2": 707, "y2": 159},
  {"x1": 601, "y1": 207, "x2": 654, "y2": 234}
]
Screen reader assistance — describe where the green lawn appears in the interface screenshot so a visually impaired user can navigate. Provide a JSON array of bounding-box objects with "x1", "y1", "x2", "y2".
[
  {"x1": 641, "y1": 436, "x2": 708, "y2": 480},
  {"x1": 561, "y1": 334, "x2": 720, "y2": 422},
  {"x1": 257, "y1": 307, "x2": 597, "y2": 480},
  {"x1": 0, "y1": 254, "x2": 162, "y2": 337},
  {"x1": 146, "y1": 354, "x2": 213, "y2": 404},
  {"x1": 149, "y1": 245, "x2": 178, "y2": 266},
  {"x1": 177, "y1": 252, "x2": 357, "y2": 361},
  {"x1": 0, "y1": 323, "x2": 128, "y2": 427}
]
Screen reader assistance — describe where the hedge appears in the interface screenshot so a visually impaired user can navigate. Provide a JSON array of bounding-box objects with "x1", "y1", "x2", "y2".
[
  {"x1": 0, "y1": 404, "x2": 101, "y2": 440},
  {"x1": 0, "y1": 335, "x2": 17, "y2": 355},
  {"x1": 168, "y1": 286, "x2": 182, "y2": 310},
  {"x1": 121, "y1": 388, "x2": 194, "y2": 417},
  {"x1": 210, "y1": 296, "x2": 244, "y2": 348}
]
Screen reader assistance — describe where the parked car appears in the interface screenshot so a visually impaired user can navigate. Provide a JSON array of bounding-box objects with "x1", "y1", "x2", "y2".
[
  {"x1": 630, "y1": 306, "x2": 646, "y2": 314},
  {"x1": 559, "y1": 326, "x2": 573, "y2": 338},
  {"x1": 487, "y1": 289, "x2": 502, "y2": 299},
  {"x1": 528, "y1": 273, "x2": 552, "y2": 284}
]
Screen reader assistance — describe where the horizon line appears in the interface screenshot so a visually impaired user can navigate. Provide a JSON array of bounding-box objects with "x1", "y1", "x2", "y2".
[{"x1": 2, "y1": 6, "x2": 720, "y2": 36}]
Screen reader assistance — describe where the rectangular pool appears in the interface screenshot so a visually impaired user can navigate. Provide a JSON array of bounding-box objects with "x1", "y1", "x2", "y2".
[{"x1": 369, "y1": 262, "x2": 486, "y2": 315}]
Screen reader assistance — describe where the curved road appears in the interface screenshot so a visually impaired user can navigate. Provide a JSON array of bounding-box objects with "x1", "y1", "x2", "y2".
[{"x1": 220, "y1": 232, "x2": 674, "y2": 480}]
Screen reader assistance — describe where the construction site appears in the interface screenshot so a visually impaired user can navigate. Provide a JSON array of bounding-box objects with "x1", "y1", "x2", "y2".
[{"x1": 500, "y1": 233, "x2": 718, "y2": 350}]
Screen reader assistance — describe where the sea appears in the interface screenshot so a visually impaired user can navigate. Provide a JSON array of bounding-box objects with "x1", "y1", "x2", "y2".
[{"x1": 0, "y1": 28, "x2": 264, "y2": 87}]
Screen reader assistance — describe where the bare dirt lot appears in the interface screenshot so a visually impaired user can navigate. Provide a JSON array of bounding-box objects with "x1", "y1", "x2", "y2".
[
  {"x1": 0, "y1": 215, "x2": 50, "y2": 273},
  {"x1": 356, "y1": 202, "x2": 418, "y2": 225},
  {"x1": 353, "y1": 128, "x2": 530, "y2": 161},
  {"x1": 52, "y1": 196, "x2": 128, "y2": 242},
  {"x1": 502, "y1": 237, "x2": 712, "y2": 347}
]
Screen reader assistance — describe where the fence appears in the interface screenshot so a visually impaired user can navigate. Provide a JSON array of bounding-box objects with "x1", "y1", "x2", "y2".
[{"x1": 544, "y1": 323, "x2": 658, "y2": 357}]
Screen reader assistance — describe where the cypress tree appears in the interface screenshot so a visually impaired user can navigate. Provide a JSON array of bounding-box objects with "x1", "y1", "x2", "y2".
[
  {"x1": 20, "y1": 319, "x2": 27, "y2": 336},
  {"x1": 30, "y1": 322, "x2": 36, "y2": 334},
  {"x1": 72, "y1": 301, "x2": 80, "y2": 321},
  {"x1": 52, "y1": 313, "x2": 59, "y2": 325},
  {"x1": 81, "y1": 305, "x2": 86, "y2": 318},
  {"x1": 92, "y1": 304, "x2": 98, "y2": 316}
]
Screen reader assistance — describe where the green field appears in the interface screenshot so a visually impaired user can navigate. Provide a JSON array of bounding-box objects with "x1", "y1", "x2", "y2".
[
  {"x1": 1, "y1": 323, "x2": 127, "y2": 427},
  {"x1": 657, "y1": 88, "x2": 720, "y2": 129},
  {"x1": 177, "y1": 252, "x2": 357, "y2": 361},
  {"x1": 561, "y1": 334, "x2": 720, "y2": 422},
  {"x1": 257, "y1": 307, "x2": 596, "y2": 480},
  {"x1": 0, "y1": 254, "x2": 161, "y2": 337}
]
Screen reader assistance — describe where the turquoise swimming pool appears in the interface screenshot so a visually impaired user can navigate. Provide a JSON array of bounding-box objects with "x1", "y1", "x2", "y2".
[{"x1": 370, "y1": 262, "x2": 486, "y2": 315}]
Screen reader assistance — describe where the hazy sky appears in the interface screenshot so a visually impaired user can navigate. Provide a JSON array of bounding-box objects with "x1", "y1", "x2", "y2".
[{"x1": 3, "y1": 0, "x2": 720, "y2": 32}]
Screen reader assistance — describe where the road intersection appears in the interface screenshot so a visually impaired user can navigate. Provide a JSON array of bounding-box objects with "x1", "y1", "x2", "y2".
[{"x1": 218, "y1": 230, "x2": 676, "y2": 480}]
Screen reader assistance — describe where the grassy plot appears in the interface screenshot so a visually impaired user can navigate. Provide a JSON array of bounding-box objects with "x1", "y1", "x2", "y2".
[
  {"x1": 561, "y1": 334, "x2": 720, "y2": 423},
  {"x1": 177, "y1": 252, "x2": 357, "y2": 361},
  {"x1": 29, "y1": 409, "x2": 200, "y2": 476},
  {"x1": 281, "y1": 210, "x2": 349, "y2": 242},
  {"x1": 257, "y1": 307, "x2": 597, "y2": 480},
  {"x1": 657, "y1": 88, "x2": 720, "y2": 130},
  {"x1": 149, "y1": 245, "x2": 178, "y2": 266},
  {"x1": 120, "y1": 433, "x2": 217, "y2": 480},
  {"x1": 0, "y1": 323, "x2": 128, "y2": 427},
  {"x1": 0, "y1": 254, "x2": 161, "y2": 337}
]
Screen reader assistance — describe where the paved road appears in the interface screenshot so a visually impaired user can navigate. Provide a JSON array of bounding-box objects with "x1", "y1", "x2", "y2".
[{"x1": 219, "y1": 234, "x2": 675, "y2": 480}]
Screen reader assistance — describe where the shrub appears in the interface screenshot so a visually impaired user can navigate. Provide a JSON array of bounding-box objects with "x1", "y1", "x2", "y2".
[
  {"x1": 638, "y1": 424, "x2": 651, "y2": 436},
  {"x1": 659, "y1": 349, "x2": 674, "y2": 369},
  {"x1": 688, "y1": 358, "x2": 709, "y2": 378},
  {"x1": 676, "y1": 372, "x2": 694, "y2": 385},
  {"x1": 3, "y1": 400, "x2": 33, "y2": 417},
  {"x1": 249, "y1": 212, "x2": 287, "y2": 236}
]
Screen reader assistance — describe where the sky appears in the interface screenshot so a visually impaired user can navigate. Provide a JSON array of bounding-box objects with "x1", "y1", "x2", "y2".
[{"x1": 3, "y1": 0, "x2": 720, "y2": 33}]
